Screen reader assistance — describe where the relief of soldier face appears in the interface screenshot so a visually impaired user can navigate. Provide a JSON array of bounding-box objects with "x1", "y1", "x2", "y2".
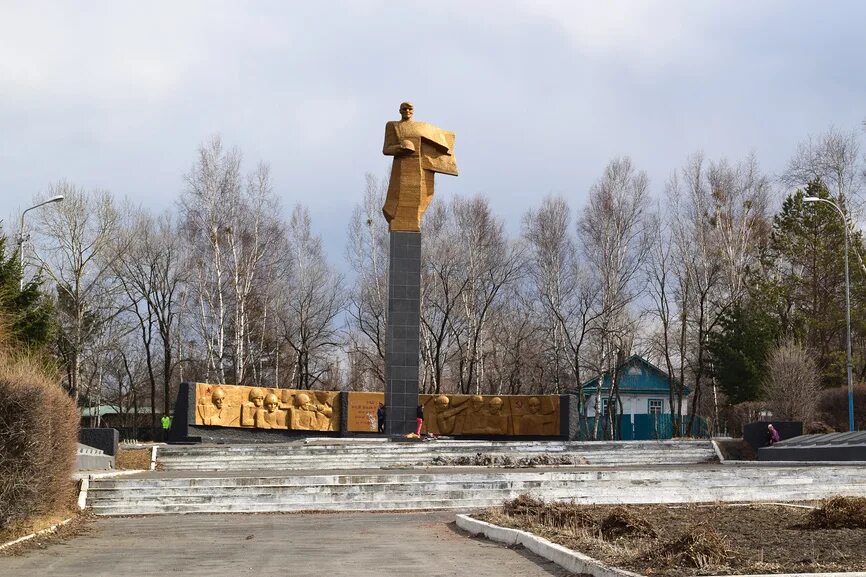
[
  {"x1": 212, "y1": 388, "x2": 226, "y2": 409},
  {"x1": 264, "y1": 394, "x2": 279, "y2": 413},
  {"x1": 249, "y1": 388, "x2": 265, "y2": 407},
  {"x1": 294, "y1": 393, "x2": 312, "y2": 409},
  {"x1": 489, "y1": 397, "x2": 503, "y2": 415},
  {"x1": 470, "y1": 395, "x2": 484, "y2": 412},
  {"x1": 434, "y1": 395, "x2": 450, "y2": 409},
  {"x1": 528, "y1": 397, "x2": 541, "y2": 414}
]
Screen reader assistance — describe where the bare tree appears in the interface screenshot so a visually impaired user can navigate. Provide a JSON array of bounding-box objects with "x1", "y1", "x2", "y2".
[
  {"x1": 578, "y1": 157, "x2": 651, "y2": 439},
  {"x1": 783, "y1": 127, "x2": 862, "y2": 211},
  {"x1": 763, "y1": 339, "x2": 820, "y2": 422},
  {"x1": 180, "y1": 136, "x2": 282, "y2": 384},
  {"x1": 276, "y1": 205, "x2": 345, "y2": 389},
  {"x1": 451, "y1": 195, "x2": 525, "y2": 394},
  {"x1": 32, "y1": 182, "x2": 128, "y2": 403},
  {"x1": 115, "y1": 209, "x2": 187, "y2": 423},
  {"x1": 345, "y1": 174, "x2": 389, "y2": 386}
]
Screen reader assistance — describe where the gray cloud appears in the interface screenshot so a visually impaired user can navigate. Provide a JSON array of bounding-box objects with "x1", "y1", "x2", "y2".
[{"x1": 2, "y1": 0, "x2": 864, "y2": 260}]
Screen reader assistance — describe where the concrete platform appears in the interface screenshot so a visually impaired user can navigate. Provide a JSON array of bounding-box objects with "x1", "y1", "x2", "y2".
[
  {"x1": 157, "y1": 438, "x2": 717, "y2": 471},
  {"x1": 0, "y1": 512, "x2": 571, "y2": 577},
  {"x1": 759, "y1": 432, "x2": 866, "y2": 461}
]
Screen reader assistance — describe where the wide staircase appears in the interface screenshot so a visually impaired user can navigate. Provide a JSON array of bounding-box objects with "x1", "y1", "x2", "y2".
[
  {"x1": 156, "y1": 439, "x2": 717, "y2": 471},
  {"x1": 87, "y1": 464, "x2": 866, "y2": 516},
  {"x1": 84, "y1": 439, "x2": 866, "y2": 516}
]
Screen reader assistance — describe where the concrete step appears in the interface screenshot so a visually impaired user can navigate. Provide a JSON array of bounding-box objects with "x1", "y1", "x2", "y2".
[
  {"x1": 86, "y1": 465, "x2": 866, "y2": 515},
  {"x1": 157, "y1": 440, "x2": 717, "y2": 471}
]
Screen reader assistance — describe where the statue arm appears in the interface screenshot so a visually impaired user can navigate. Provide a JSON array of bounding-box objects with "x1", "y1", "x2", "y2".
[{"x1": 383, "y1": 122, "x2": 414, "y2": 156}]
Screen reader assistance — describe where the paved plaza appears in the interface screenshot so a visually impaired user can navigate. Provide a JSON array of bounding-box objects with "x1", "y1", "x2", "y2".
[{"x1": 0, "y1": 512, "x2": 573, "y2": 577}]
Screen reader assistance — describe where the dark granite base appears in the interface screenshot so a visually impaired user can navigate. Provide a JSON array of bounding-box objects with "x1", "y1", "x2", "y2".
[
  {"x1": 80, "y1": 428, "x2": 119, "y2": 456},
  {"x1": 758, "y1": 431, "x2": 866, "y2": 461},
  {"x1": 385, "y1": 231, "x2": 421, "y2": 436}
]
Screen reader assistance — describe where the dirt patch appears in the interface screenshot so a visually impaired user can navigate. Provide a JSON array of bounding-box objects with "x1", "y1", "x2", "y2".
[
  {"x1": 478, "y1": 496, "x2": 866, "y2": 576},
  {"x1": 0, "y1": 510, "x2": 94, "y2": 556},
  {"x1": 115, "y1": 448, "x2": 152, "y2": 470}
]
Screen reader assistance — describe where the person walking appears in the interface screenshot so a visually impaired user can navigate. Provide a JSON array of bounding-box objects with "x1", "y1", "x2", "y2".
[
  {"x1": 377, "y1": 403, "x2": 386, "y2": 433},
  {"x1": 415, "y1": 404, "x2": 424, "y2": 436}
]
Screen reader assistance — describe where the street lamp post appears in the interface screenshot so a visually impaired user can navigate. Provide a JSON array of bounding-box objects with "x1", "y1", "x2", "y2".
[
  {"x1": 17, "y1": 194, "x2": 64, "y2": 290},
  {"x1": 804, "y1": 195, "x2": 855, "y2": 432}
]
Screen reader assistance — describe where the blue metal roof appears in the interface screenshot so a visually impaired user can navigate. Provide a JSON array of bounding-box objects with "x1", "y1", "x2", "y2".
[{"x1": 575, "y1": 355, "x2": 689, "y2": 395}]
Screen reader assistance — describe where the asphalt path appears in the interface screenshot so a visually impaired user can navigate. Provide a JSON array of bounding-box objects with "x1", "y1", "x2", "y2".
[{"x1": 0, "y1": 512, "x2": 577, "y2": 577}]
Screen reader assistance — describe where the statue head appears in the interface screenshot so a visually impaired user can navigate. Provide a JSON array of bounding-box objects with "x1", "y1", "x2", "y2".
[
  {"x1": 294, "y1": 393, "x2": 312, "y2": 408},
  {"x1": 470, "y1": 395, "x2": 484, "y2": 412},
  {"x1": 264, "y1": 393, "x2": 279, "y2": 413},
  {"x1": 489, "y1": 397, "x2": 503, "y2": 415},
  {"x1": 249, "y1": 388, "x2": 265, "y2": 407},
  {"x1": 211, "y1": 387, "x2": 226, "y2": 409},
  {"x1": 434, "y1": 395, "x2": 450, "y2": 409},
  {"x1": 314, "y1": 391, "x2": 330, "y2": 404},
  {"x1": 528, "y1": 397, "x2": 541, "y2": 414},
  {"x1": 399, "y1": 101, "x2": 414, "y2": 121}
]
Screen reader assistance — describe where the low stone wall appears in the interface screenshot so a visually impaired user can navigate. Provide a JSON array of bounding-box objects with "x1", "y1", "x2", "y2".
[{"x1": 80, "y1": 428, "x2": 119, "y2": 457}]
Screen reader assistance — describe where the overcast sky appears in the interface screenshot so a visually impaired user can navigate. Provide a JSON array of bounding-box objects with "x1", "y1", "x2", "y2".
[{"x1": 2, "y1": 0, "x2": 865, "y2": 262}]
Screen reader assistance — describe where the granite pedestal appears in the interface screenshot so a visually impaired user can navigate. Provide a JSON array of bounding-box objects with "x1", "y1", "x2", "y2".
[{"x1": 385, "y1": 231, "x2": 421, "y2": 436}]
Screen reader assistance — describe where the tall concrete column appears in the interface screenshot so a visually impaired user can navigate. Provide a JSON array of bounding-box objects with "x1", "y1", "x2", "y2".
[{"x1": 385, "y1": 231, "x2": 421, "y2": 436}]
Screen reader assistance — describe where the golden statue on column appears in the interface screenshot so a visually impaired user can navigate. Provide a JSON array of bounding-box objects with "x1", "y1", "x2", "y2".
[{"x1": 382, "y1": 102, "x2": 458, "y2": 232}]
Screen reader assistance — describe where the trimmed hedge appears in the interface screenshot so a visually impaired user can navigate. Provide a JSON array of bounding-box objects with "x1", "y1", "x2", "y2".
[{"x1": 0, "y1": 355, "x2": 78, "y2": 529}]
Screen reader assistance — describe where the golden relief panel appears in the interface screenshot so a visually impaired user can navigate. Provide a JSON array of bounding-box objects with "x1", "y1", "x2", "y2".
[
  {"x1": 419, "y1": 394, "x2": 559, "y2": 436},
  {"x1": 344, "y1": 392, "x2": 559, "y2": 436},
  {"x1": 346, "y1": 392, "x2": 385, "y2": 432},
  {"x1": 194, "y1": 383, "x2": 339, "y2": 432}
]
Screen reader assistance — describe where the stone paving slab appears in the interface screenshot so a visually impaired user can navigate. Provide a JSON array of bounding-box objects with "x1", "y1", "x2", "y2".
[{"x1": 0, "y1": 512, "x2": 573, "y2": 577}]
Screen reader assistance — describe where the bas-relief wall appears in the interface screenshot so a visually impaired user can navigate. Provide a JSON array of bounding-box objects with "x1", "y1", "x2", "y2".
[
  {"x1": 194, "y1": 384, "x2": 560, "y2": 436},
  {"x1": 194, "y1": 383, "x2": 339, "y2": 432},
  {"x1": 346, "y1": 392, "x2": 560, "y2": 436}
]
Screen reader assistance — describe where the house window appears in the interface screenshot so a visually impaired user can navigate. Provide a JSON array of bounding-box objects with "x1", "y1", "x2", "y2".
[
  {"x1": 601, "y1": 398, "x2": 609, "y2": 415},
  {"x1": 648, "y1": 399, "x2": 663, "y2": 415}
]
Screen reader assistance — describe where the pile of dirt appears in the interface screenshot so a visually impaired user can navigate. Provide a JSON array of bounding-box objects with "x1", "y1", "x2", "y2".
[
  {"x1": 500, "y1": 495, "x2": 594, "y2": 529},
  {"x1": 599, "y1": 507, "x2": 656, "y2": 540},
  {"x1": 804, "y1": 496, "x2": 866, "y2": 529},
  {"x1": 502, "y1": 494, "x2": 546, "y2": 516},
  {"x1": 642, "y1": 525, "x2": 732, "y2": 569},
  {"x1": 430, "y1": 453, "x2": 576, "y2": 467}
]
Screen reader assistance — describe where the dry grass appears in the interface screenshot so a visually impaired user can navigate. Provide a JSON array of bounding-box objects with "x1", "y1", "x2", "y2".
[
  {"x1": 115, "y1": 448, "x2": 152, "y2": 470},
  {"x1": 478, "y1": 497, "x2": 866, "y2": 576},
  {"x1": 804, "y1": 496, "x2": 866, "y2": 529},
  {"x1": 0, "y1": 509, "x2": 94, "y2": 557},
  {"x1": 599, "y1": 506, "x2": 657, "y2": 540},
  {"x1": 0, "y1": 320, "x2": 79, "y2": 530},
  {"x1": 640, "y1": 524, "x2": 732, "y2": 570}
]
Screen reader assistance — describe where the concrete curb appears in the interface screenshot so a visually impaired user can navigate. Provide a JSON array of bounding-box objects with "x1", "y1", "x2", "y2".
[
  {"x1": 711, "y1": 439, "x2": 726, "y2": 463},
  {"x1": 457, "y1": 514, "x2": 866, "y2": 577},
  {"x1": 0, "y1": 518, "x2": 72, "y2": 552},
  {"x1": 455, "y1": 514, "x2": 642, "y2": 577}
]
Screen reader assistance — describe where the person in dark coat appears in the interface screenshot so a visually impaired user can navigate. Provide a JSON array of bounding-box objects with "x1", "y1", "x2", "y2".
[{"x1": 377, "y1": 403, "x2": 386, "y2": 433}]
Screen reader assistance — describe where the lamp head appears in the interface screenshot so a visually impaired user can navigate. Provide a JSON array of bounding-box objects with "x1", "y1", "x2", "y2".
[{"x1": 803, "y1": 197, "x2": 820, "y2": 203}]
